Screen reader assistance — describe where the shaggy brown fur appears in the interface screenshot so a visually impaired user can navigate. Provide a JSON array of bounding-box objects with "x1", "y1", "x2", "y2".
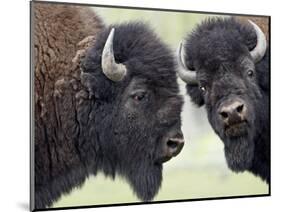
[{"x1": 32, "y1": 2, "x2": 103, "y2": 209}]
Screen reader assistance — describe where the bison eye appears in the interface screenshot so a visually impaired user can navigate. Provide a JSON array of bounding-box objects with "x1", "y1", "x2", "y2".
[
  {"x1": 199, "y1": 85, "x2": 206, "y2": 93},
  {"x1": 131, "y1": 92, "x2": 146, "y2": 102},
  {"x1": 133, "y1": 94, "x2": 144, "y2": 101},
  {"x1": 247, "y1": 69, "x2": 254, "y2": 77}
]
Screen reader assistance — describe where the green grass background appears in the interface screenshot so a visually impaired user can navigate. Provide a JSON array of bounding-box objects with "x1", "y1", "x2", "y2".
[{"x1": 52, "y1": 6, "x2": 268, "y2": 208}]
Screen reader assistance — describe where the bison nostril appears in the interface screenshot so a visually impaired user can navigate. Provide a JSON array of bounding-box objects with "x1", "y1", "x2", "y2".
[
  {"x1": 167, "y1": 140, "x2": 178, "y2": 149},
  {"x1": 219, "y1": 99, "x2": 246, "y2": 122},
  {"x1": 220, "y1": 111, "x2": 228, "y2": 119},
  {"x1": 166, "y1": 137, "x2": 184, "y2": 156},
  {"x1": 236, "y1": 104, "x2": 244, "y2": 113}
]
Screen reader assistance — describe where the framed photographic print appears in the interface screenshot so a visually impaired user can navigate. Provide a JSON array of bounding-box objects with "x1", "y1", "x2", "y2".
[{"x1": 30, "y1": 0, "x2": 270, "y2": 211}]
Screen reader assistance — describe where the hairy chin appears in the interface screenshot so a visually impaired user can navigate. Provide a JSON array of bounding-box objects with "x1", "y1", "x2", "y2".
[
  {"x1": 126, "y1": 164, "x2": 163, "y2": 201},
  {"x1": 224, "y1": 135, "x2": 255, "y2": 172}
]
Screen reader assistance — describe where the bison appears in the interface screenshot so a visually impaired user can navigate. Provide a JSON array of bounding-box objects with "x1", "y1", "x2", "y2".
[
  {"x1": 32, "y1": 2, "x2": 184, "y2": 209},
  {"x1": 177, "y1": 17, "x2": 269, "y2": 183}
]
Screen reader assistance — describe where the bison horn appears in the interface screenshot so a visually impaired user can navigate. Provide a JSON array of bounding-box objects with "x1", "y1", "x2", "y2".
[
  {"x1": 249, "y1": 20, "x2": 267, "y2": 63},
  {"x1": 176, "y1": 42, "x2": 198, "y2": 85},
  {"x1": 102, "y1": 28, "x2": 127, "y2": 81}
]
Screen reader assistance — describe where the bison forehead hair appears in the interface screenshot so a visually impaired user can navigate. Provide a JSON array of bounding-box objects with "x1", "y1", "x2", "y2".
[
  {"x1": 185, "y1": 17, "x2": 259, "y2": 71},
  {"x1": 82, "y1": 22, "x2": 180, "y2": 97},
  {"x1": 81, "y1": 22, "x2": 183, "y2": 201},
  {"x1": 180, "y1": 17, "x2": 269, "y2": 182}
]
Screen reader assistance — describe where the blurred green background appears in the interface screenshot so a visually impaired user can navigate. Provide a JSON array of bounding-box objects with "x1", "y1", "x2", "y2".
[{"x1": 53, "y1": 6, "x2": 268, "y2": 208}]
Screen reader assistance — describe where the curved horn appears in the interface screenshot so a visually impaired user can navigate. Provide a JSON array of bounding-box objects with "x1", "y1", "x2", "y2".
[
  {"x1": 176, "y1": 42, "x2": 198, "y2": 85},
  {"x1": 248, "y1": 20, "x2": 267, "y2": 63},
  {"x1": 102, "y1": 28, "x2": 127, "y2": 81}
]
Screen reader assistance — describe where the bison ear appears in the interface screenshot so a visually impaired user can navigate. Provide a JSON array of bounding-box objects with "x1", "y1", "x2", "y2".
[{"x1": 186, "y1": 85, "x2": 205, "y2": 107}]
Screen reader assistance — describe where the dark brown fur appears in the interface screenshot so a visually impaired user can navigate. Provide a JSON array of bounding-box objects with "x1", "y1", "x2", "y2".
[{"x1": 33, "y1": 2, "x2": 103, "y2": 209}]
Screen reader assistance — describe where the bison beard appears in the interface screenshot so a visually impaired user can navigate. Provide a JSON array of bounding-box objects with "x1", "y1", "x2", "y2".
[
  {"x1": 119, "y1": 158, "x2": 163, "y2": 201},
  {"x1": 129, "y1": 166, "x2": 162, "y2": 201},
  {"x1": 224, "y1": 134, "x2": 255, "y2": 172}
]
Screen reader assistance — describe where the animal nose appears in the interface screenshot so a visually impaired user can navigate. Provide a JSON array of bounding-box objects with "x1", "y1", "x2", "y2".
[
  {"x1": 157, "y1": 131, "x2": 185, "y2": 164},
  {"x1": 218, "y1": 99, "x2": 247, "y2": 125},
  {"x1": 165, "y1": 133, "x2": 185, "y2": 157}
]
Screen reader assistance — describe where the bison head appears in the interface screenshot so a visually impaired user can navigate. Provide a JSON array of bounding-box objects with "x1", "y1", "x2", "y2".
[
  {"x1": 177, "y1": 18, "x2": 268, "y2": 172},
  {"x1": 80, "y1": 22, "x2": 184, "y2": 201}
]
